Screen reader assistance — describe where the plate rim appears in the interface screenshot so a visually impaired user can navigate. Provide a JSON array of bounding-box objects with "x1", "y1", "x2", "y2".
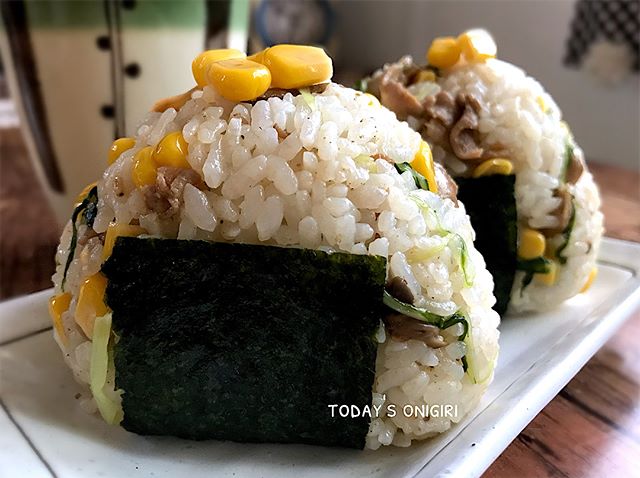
[{"x1": 1, "y1": 237, "x2": 639, "y2": 478}]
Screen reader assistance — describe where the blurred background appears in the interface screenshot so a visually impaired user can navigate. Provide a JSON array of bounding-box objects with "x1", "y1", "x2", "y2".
[{"x1": 1, "y1": 0, "x2": 639, "y2": 298}]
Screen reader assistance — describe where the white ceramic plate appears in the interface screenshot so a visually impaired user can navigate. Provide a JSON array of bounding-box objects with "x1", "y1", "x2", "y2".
[{"x1": 1, "y1": 237, "x2": 640, "y2": 478}]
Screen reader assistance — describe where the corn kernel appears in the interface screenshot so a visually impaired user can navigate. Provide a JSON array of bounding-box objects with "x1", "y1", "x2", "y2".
[
  {"x1": 75, "y1": 273, "x2": 109, "y2": 338},
  {"x1": 208, "y1": 58, "x2": 272, "y2": 102},
  {"x1": 75, "y1": 181, "x2": 97, "y2": 204},
  {"x1": 262, "y1": 44, "x2": 333, "y2": 89},
  {"x1": 458, "y1": 29, "x2": 497, "y2": 62},
  {"x1": 413, "y1": 69, "x2": 437, "y2": 83},
  {"x1": 102, "y1": 223, "x2": 147, "y2": 260},
  {"x1": 247, "y1": 49, "x2": 267, "y2": 64},
  {"x1": 191, "y1": 49, "x2": 246, "y2": 87},
  {"x1": 518, "y1": 228, "x2": 546, "y2": 259},
  {"x1": 536, "y1": 96, "x2": 547, "y2": 112},
  {"x1": 411, "y1": 141, "x2": 438, "y2": 193},
  {"x1": 48, "y1": 293, "x2": 72, "y2": 346},
  {"x1": 153, "y1": 132, "x2": 191, "y2": 169},
  {"x1": 427, "y1": 37, "x2": 461, "y2": 69},
  {"x1": 152, "y1": 87, "x2": 197, "y2": 113},
  {"x1": 534, "y1": 260, "x2": 557, "y2": 286},
  {"x1": 132, "y1": 146, "x2": 157, "y2": 187},
  {"x1": 364, "y1": 93, "x2": 380, "y2": 107},
  {"x1": 580, "y1": 267, "x2": 598, "y2": 293},
  {"x1": 472, "y1": 158, "x2": 513, "y2": 178},
  {"x1": 108, "y1": 137, "x2": 136, "y2": 165}
]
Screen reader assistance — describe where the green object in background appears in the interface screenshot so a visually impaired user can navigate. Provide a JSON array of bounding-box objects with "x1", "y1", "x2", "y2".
[
  {"x1": 24, "y1": 0, "x2": 205, "y2": 28},
  {"x1": 227, "y1": 0, "x2": 250, "y2": 50},
  {"x1": 456, "y1": 175, "x2": 517, "y2": 316},
  {"x1": 102, "y1": 238, "x2": 386, "y2": 448}
]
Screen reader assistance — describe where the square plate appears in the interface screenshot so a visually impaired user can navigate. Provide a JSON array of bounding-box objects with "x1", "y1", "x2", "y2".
[{"x1": 1, "y1": 237, "x2": 639, "y2": 478}]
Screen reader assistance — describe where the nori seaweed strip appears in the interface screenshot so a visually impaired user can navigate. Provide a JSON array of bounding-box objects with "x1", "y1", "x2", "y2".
[
  {"x1": 395, "y1": 162, "x2": 431, "y2": 191},
  {"x1": 456, "y1": 175, "x2": 517, "y2": 316},
  {"x1": 61, "y1": 186, "x2": 98, "y2": 290},
  {"x1": 556, "y1": 200, "x2": 576, "y2": 265},
  {"x1": 102, "y1": 238, "x2": 386, "y2": 449}
]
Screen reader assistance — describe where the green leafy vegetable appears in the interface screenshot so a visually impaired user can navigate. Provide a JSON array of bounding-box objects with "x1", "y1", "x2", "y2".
[
  {"x1": 383, "y1": 292, "x2": 468, "y2": 340},
  {"x1": 90, "y1": 312, "x2": 123, "y2": 425},
  {"x1": 408, "y1": 193, "x2": 475, "y2": 287},
  {"x1": 355, "y1": 154, "x2": 376, "y2": 172},
  {"x1": 61, "y1": 185, "x2": 98, "y2": 291},
  {"x1": 449, "y1": 233, "x2": 475, "y2": 287},
  {"x1": 561, "y1": 141, "x2": 575, "y2": 183},
  {"x1": 299, "y1": 87, "x2": 316, "y2": 111},
  {"x1": 517, "y1": 256, "x2": 552, "y2": 293},
  {"x1": 456, "y1": 175, "x2": 517, "y2": 316},
  {"x1": 463, "y1": 324, "x2": 495, "y2": 385},
  {"x1": 395, "y1": 162, "x2": 431, "y2": 191},
  {"x1": 382, "y1": 292, "x2": 495, "y2": 382},
  {"x1": 102, "y1": 238, "x2": 386, "y2": 449},
  {"x1": 556, "y1": 201, "x2": 576, "y2": 265},
  {"x1": 409, "y1": 193, "x2": 446, "y2": 234},
  {"x1": 355, "y1": 78, "x2": 368, "y2": 92},
  {"x1": 517, "y1": 256, "x2": 553, "y2": 274}
]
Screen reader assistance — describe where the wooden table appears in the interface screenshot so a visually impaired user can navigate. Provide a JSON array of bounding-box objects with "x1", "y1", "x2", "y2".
[
  {"x1": 485, "y1": 162, "x2": 640, "y2": 477},
  {"x1": 1, "y1": 126, "x2": 639, "y2": 476}
]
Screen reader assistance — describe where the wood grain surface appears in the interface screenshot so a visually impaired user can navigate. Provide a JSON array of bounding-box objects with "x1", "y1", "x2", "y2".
[{"x1": 1, "y1": 126, "x2": 639, "y2": 477}]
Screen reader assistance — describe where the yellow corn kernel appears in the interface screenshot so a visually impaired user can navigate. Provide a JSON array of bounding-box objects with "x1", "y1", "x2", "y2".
[
  {"x1": 457, "y1": 29, "x2": 497, "y2": 62},
  {"x1": 102, "y1": 223, "x2": 147, "y2": 260},
  {"x1": 534, "y1": 260, "x2": 557, "y2": 286},
  {"x1": 75, "y1": 181, "x2": 97, "y2": 204},
  {"x1": 262, "y1": 44, "x2": 333, "y2": 89},
  {"x1": 191, "y1": 48, "x2": 246, "y2": 87},
  {"x1": 580, "y1": 267, "x2": 598, "y2": 293},
  {"x1": 247, "y1": 49, "x2": 267, "y2": 64},
  {"x1": 472, "y1": 158, "x2": 514, "y2": 178},
  {"x1": 411, "y1": 141, "x2": 438, "y2": 193},
  {"x1": 518, "y1": 228, "x2": 546, "y2": 260},
  {"x1": 208, "y1": 58, "x2": 272, "y2": 102},
  {"x1": 427, "y1": 37, "x2": 461, "y2": 69},
  {"x1": 132, "y1": 146, "x2": 158, "y2": 187},
  {"x1": 364, "y1": 93, "x2": 380, "y2": 107},
  {"x1": 75, "y1": 273, "x2": 109, "y2": 339},
  {"x1": 153, "y1": 131, "x2": 191, "y2": 169},
  {"x1": 48, "y1": 293, "x2": 72, "y2": 346},
  {"x1": 413, "y1": 69, "x2": 437, "y2": 83},
  {"x1": 108, "y1": 137, "x2": 136, "y2": 165},
  {"x1": 536, "y1": 96, "x2": 547, "y2": 112}
]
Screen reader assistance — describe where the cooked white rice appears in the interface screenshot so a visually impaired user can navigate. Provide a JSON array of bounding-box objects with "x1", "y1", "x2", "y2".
[
  {"x1": 429, "y1": 59, "x2": 604, "y2": 312},
  {"x1": 52, "y1": 82, "x2": 500, "y2": 448}
]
